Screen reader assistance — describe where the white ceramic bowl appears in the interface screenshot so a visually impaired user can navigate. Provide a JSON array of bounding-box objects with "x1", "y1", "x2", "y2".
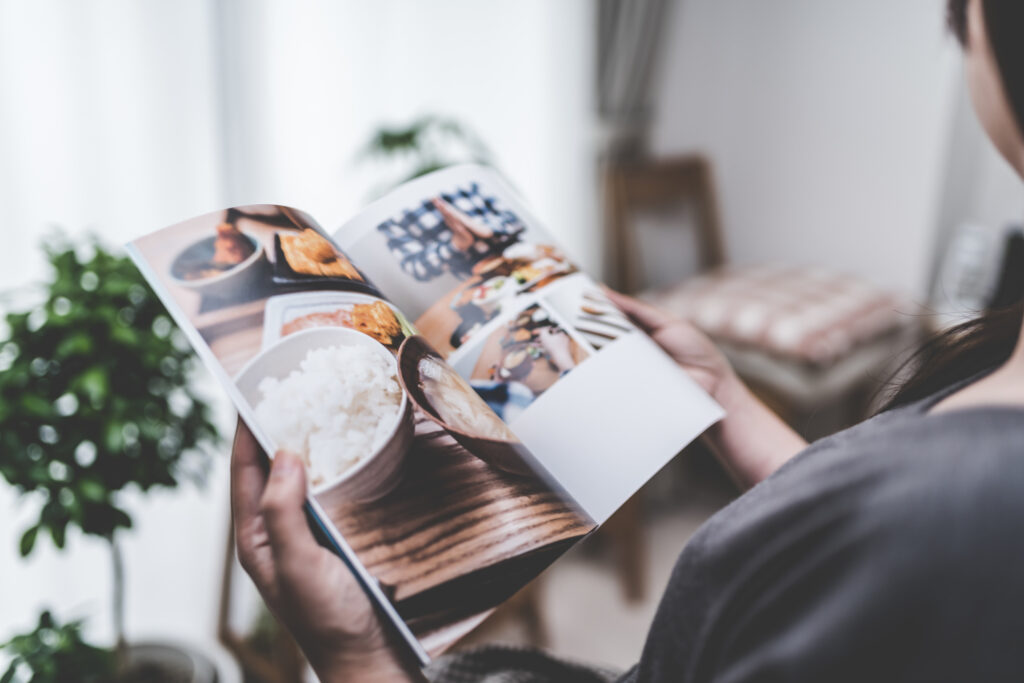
[
  {"x1": 234, "y1": 327, "x2": 414, "y2": 504},
  {"x1": 169, "y1": 231, "x2": 267, "y2": 300}
]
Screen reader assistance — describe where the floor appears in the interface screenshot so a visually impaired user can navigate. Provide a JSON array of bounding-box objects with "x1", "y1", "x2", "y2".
[{"x1": 541, "y1": 508, "x2": 711, "y2": 670}]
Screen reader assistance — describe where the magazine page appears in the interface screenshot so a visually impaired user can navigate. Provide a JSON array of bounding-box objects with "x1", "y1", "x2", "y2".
[
  {"x1": 335, "y1": 165, "x2": 725, "y2": 524},
  {"x1": 126, "y1": 205, "x2": 596, "y2": 660}
]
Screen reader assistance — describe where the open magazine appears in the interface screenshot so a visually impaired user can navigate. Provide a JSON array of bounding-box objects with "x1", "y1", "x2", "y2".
[{"x1": 127, "y1": 165, "x2": 723, "y2": 665}]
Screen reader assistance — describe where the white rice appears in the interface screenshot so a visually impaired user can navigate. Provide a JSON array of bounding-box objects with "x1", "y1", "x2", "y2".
[{"x1": 254, "y1": 344, "x2": 402, "y2": 486}]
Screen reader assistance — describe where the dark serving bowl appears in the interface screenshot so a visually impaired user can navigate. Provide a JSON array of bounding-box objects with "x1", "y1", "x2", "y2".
[
  {"x1": 397, "y1": 335, "x2": 536, "y2": 477},
  {"x1": 169, "y1": 231, "x2": 266, "y2": 299}
]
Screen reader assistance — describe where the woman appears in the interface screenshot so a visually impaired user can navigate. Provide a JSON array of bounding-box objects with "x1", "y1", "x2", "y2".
[{"x1": 230, "y1": 0, "x2": 1024, "y2": 680}]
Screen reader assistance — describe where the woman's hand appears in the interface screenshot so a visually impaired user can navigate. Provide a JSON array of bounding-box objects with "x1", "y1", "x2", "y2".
[
  {"x1": 231, "y1": 421, "x2": 425, "y2": 683},
  {"x1": 603, "y1": 288, "x2": 738, "y2": 401},
  {"x1": 605, "y1": 289, "x2": 807, "y2": 488}
]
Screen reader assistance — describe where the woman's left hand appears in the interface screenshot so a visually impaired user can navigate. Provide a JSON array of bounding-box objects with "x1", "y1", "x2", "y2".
[
  {"x1": 231, "y1": 420, "x2": 425, "y2": 683},
  {"x1": 605, "y1": 289, "x2": 807, "y2": 488}
]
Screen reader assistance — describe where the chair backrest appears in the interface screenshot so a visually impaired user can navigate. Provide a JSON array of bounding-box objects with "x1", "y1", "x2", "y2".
[{"x1": 604, "y1": 155, "x2": 726, "y2": 294}]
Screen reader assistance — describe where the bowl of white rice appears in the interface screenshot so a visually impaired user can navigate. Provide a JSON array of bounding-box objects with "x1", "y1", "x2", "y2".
[{"x1": 235, "y1": 326, "x2": 414, "y2": 503}]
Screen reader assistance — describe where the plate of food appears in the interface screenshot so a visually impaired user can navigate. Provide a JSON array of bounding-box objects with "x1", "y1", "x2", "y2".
[
  {"x1": 467, "y1": 304, "x2": 590, "y2": 404},
  {"x1": 262, "y1": 291, "x2": 415, "y2": 352},
  {"x1": 465, "y1": 275, "x2": 512, "y2": 306},
  {"x1": 235, "y1": 327, "x2": 415, "y2": 503},
  {"x1": 470, "y1": 243, "x2": 577, "y2": 295},
  {"x1": 169, "y1": 221, "x2": 267, "y2": 298},
  {"x1": 271, "y1": 229, "x2": 379, "y2": 294}
]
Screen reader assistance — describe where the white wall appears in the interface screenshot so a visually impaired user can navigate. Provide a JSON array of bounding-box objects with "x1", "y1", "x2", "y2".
[
  {"x1": 649, "y1": 0, "x2": 964, "y2": 298},
  {"x1": 932, "y1": 76, "x2": 1024, "y2": 295}
]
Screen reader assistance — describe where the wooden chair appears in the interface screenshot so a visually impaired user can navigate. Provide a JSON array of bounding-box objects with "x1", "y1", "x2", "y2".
[
  {"x1": 604, "y1": 154, "x2": 726, "y2": 294},
  {"x1": 605, "y1": 153, "x2": 921, "y2": 436}
]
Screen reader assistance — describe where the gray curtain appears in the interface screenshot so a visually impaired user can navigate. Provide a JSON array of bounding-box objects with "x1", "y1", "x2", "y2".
[{"x1": 597, "y1": 0, "x2": 674, "y2": 158}]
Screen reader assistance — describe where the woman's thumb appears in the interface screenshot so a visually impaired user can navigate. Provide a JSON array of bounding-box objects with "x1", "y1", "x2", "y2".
[{"x1": 259, "y1": 451, "x2": 318, "y2": 566}]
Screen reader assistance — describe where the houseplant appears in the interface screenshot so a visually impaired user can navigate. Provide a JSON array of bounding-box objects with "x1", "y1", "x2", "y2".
[
  {"x1": 0, "y1": 611, "x2": 114, "y2": 683},
  {"x1": 360, "y1": 114, "x2": 491, "y2": 194},
  {"x1": 0, "y1": 235, "x2": 221, "y2": 681}
]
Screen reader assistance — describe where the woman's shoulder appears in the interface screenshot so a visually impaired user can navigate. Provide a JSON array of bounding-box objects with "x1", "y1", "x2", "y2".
[
  {"x1": 771, "y1": 400, "x2": 1024, "y2": 516},
  {"x1": 690, "y1": 400, "x2": 1024, "y2": 579}
]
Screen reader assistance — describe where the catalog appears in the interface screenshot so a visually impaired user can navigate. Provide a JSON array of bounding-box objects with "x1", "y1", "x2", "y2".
[{"x1": 127, "y1": 164, "x2": 723, "y2": 665}]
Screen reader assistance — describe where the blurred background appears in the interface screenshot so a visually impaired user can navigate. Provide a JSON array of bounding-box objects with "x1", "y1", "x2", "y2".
[{"x1": 2, "y1": 0, "x2": 1022, "y2": 681}]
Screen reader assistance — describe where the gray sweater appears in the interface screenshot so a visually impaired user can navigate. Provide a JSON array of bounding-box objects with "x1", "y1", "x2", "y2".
[{"x1": 621, "y1": 378, "x2": 1024, "y2": 682}]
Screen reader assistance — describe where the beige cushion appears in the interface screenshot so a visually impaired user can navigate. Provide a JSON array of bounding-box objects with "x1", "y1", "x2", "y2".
[{"x1": 644, "y1": 265, "x2": 912, "y2": 366}]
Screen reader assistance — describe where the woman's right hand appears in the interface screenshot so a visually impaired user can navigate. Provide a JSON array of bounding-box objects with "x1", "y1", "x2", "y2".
[{"x1": 605, "y1": 289, "x2": 807, "y2": 488}]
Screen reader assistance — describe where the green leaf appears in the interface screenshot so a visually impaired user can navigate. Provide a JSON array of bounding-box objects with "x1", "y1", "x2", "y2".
[
  {"x1": 19, "y1": 394, "x2": 52, "y2": 418},
  {"x1": 111, "y1": 508, "x2": 132, "y2": 530},
  {"x1": 103, "y1": 422, "x2": 123, "y2": 452},
  {"x1": 76, "y1": 367, "x2": 109, "y2": 405},
  {"x1": 55, "y1": 332, "x2": 93, "y2": 358},
  {"x1": 49, "y1": 522, "x2": 67, "y2": 549},
  {"x1": 18, "y1": 525, "x2": 38, "y2": 557},
  {"x1": 110, "y1": 324, "x2": 138, "y2": 346},
  {"x1": 78, "y1": 479, "x2": 105, "y2": 503}
]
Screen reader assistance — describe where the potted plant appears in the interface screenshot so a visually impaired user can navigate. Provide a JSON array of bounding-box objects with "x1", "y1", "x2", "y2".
[
  {"x1": 0, "y1": 611, "x2": 114, "y2": 683},
  {"x1": 0, "y1": 235, "x2": 223, "y2": 682},
  {"x1": 359, "y1": 114, "x2": 492, "y2": 194}
]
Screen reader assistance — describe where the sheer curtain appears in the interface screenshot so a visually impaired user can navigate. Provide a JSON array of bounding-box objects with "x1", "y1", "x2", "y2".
[
  {"x1": 0, "y1": 1, "x2": 225, "y2": 291},
  {"x1": 0, "y1": 0, "x2": 234, "y2": 647}
]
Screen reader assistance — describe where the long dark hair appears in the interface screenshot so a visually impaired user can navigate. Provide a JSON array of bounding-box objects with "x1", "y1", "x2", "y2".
[{"x1": 885, "y1": 0, "x2": 1024, "y2": 408}]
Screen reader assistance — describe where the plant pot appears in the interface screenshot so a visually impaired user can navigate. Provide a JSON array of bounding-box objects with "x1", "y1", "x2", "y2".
[{"x1": 118, "y1": 641, "x2": 239, "y2": 683}]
